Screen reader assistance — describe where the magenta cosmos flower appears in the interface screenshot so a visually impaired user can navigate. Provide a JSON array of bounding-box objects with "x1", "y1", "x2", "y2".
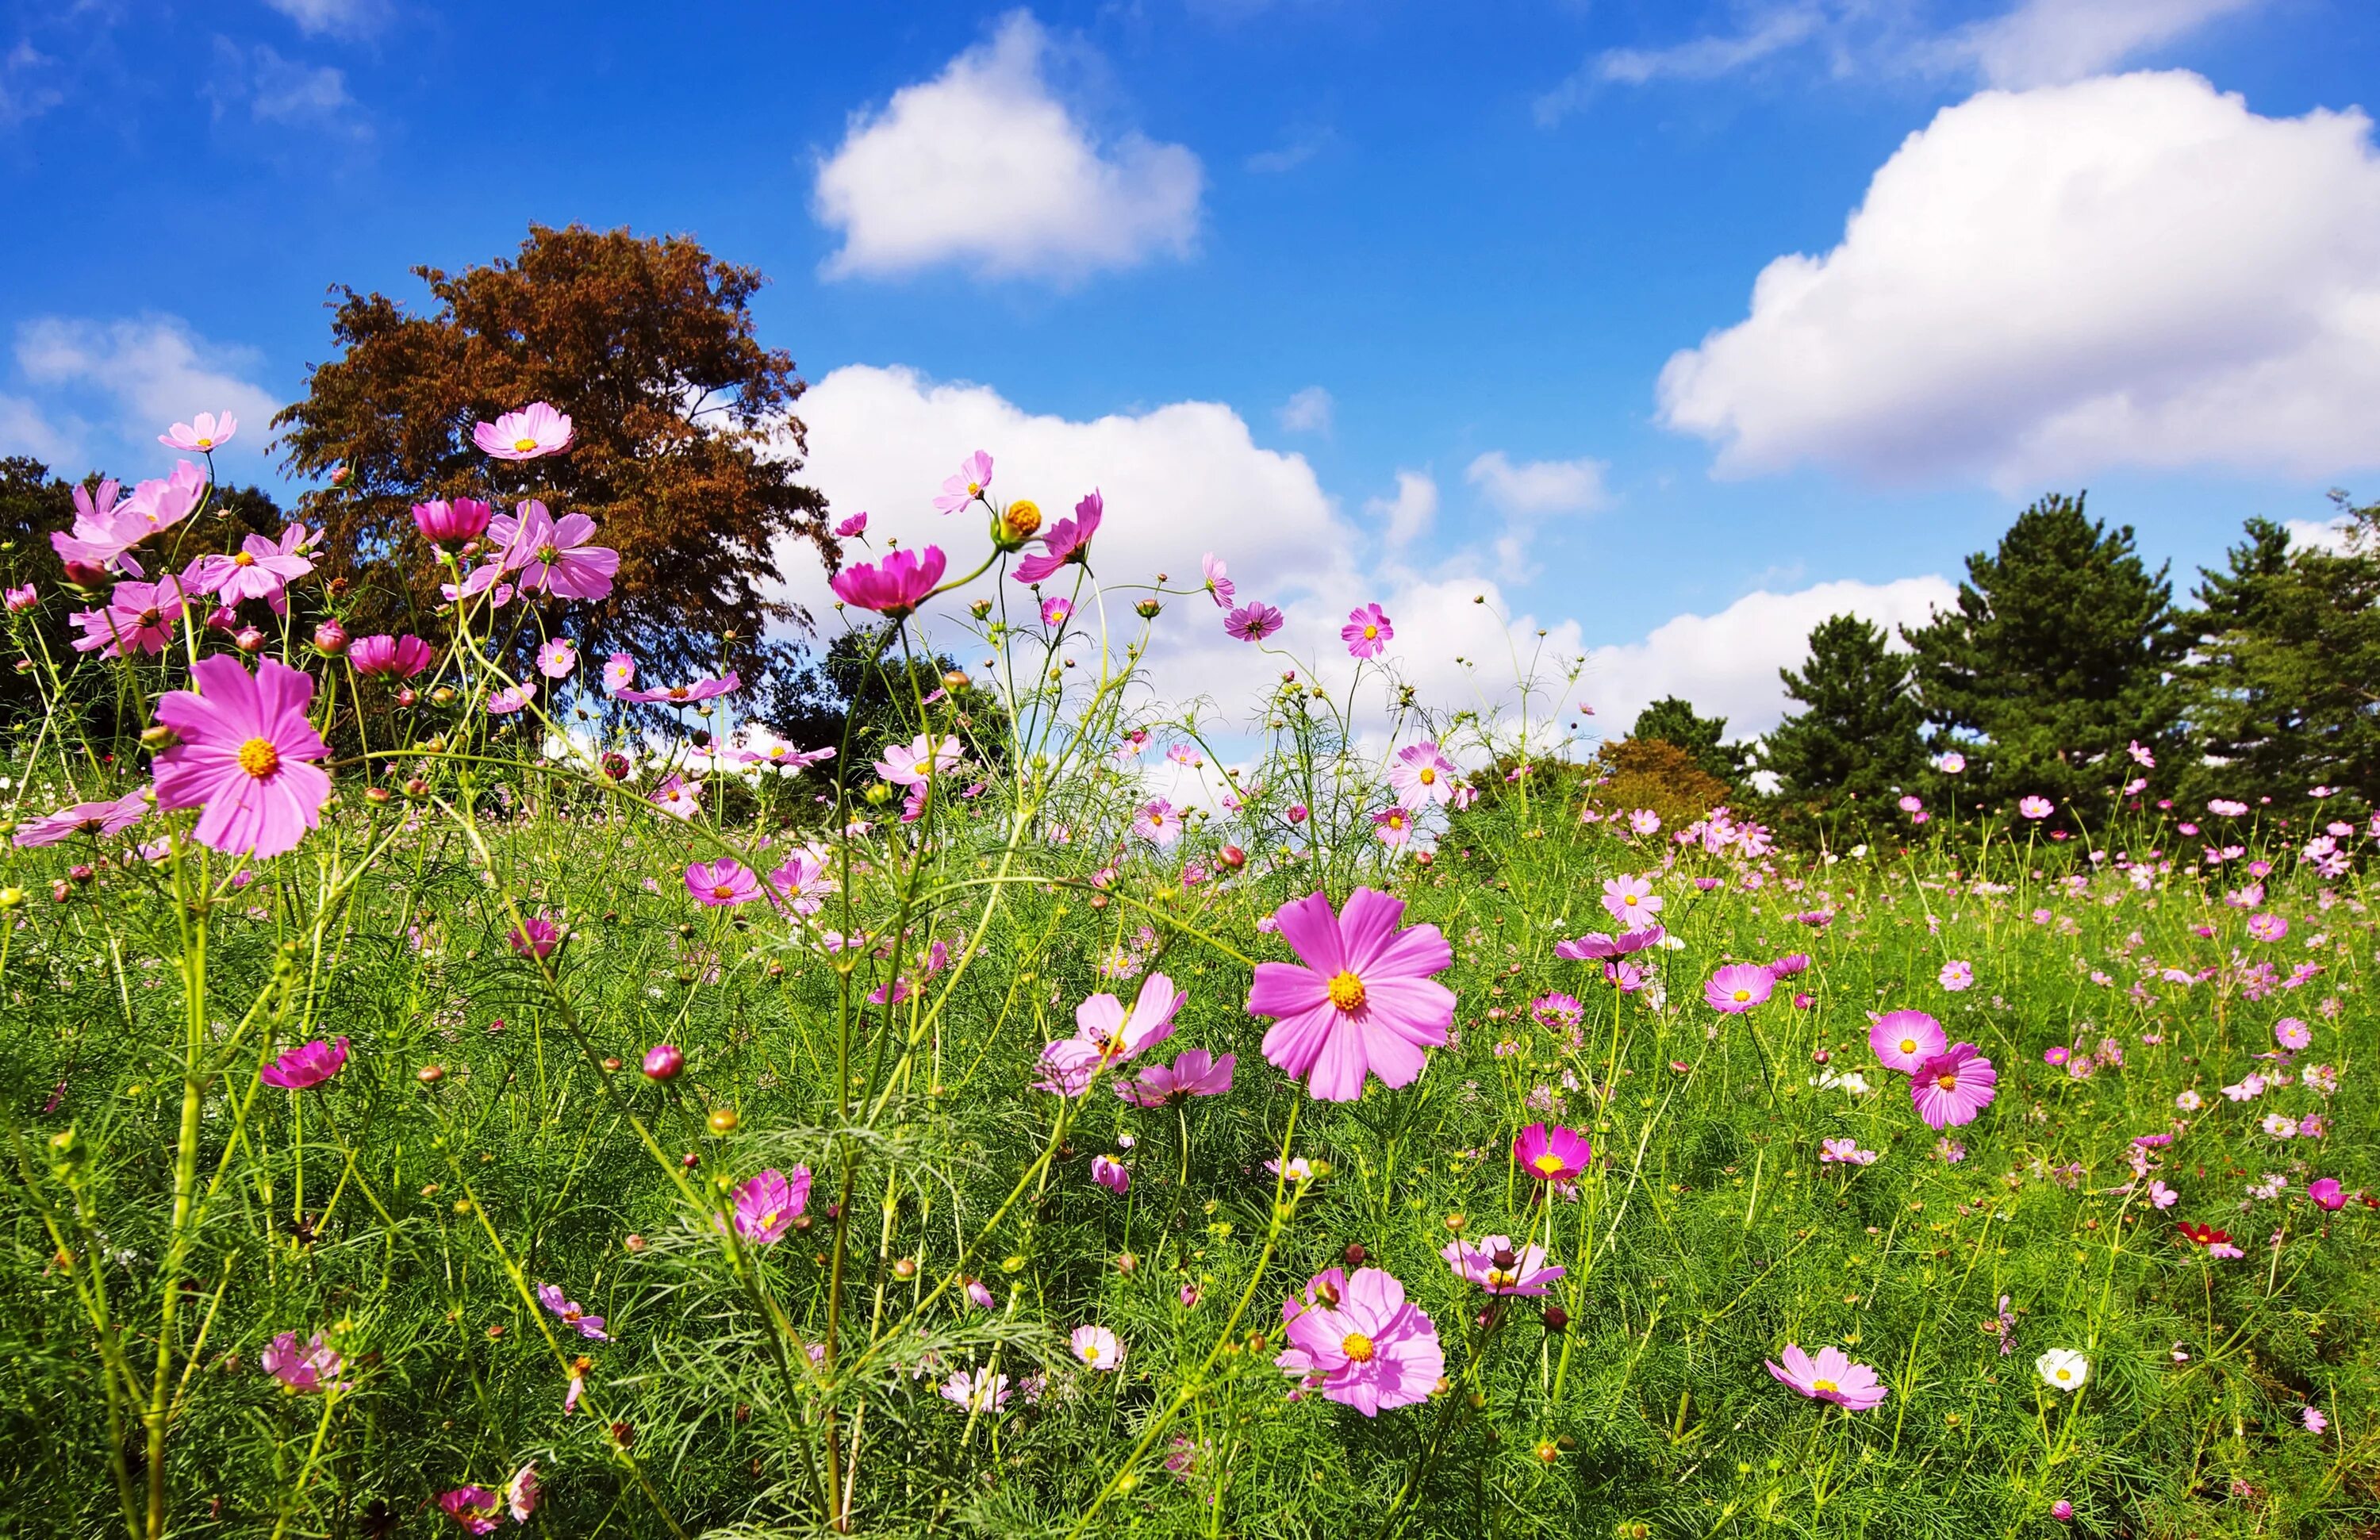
[
  {"x1": 348, "y1": 633, "x2": 434, "y2": 679},
  {"x1": 1276, "y1": 1266, "x2": 1443, "y2": 1416},
  {"x1": 186, "y1": 524, "x2": 315, "y2": 609},
  {"x1": 1246, "y1": 889, "x2": 1455, "y2": 1103},
  {"x1": 1012, "y1": 490, "x2": 1101, "y2": 583},
  {"x1": 2308, "y1": 1177, "x2": 2346, "y2": 1211},
  {"x1": 474, "y1": 401, "x2": 574, "y2": 460},
  {"x1": 486, "y1": 501, "x2": 618, "y2": 601},
  {"x1": 1766, "y1": 1344, "x2": 1888, "y2": 1411},
  {"x1": 1868, "y1": 1010, "x2": 1947, "y2": 1073},
  {"x1": 413, "y1": 497, "x2": 493, "y2": 543},
  {"x1": 1910, "y1": 1043, "x2": 1998, "y2": 1130},
  {"x1": 618, "y1": 671, "x2": 741, "y2": 707},
  {"x1": 1115, "y1": 1048, "x2": 1235, "y2": 1107},
  {"x1": 12, "y1": 790, "x2": 148, "y2": 847},
  {"x1": 261, "y1": 1331, "x2": 348, "y2": 1393},
  {"x1": 1602, "y1": 874, "x2": 1664, "y2": 930},
  {"x1": 1341, "y1": 603, "x2": 1393, "y2": 659},
  {"x1": 71, "y1": 578, "x2": 188, "y2": 658},
  {"x1": 1133, "y1": 797, "x2": 1182, "y2": 847},
  {"x1": 2246, "y1": 912, "x2": 2287, "y2": 943},
  {"x1": 1091, "y1": 1154, "x2": 1130, "y2": 1194},
  {"x1": 536, "y1": 639, "x2": 578, "y2": 678},
  {"x1": 536, "y1": 1281, "x2": 610, "y2": 1341},
  {"x1": 123, "y1": 460, "x2": 209, "y2": 539},
  {"x1": 832, "y1": 545, "x2": 946, "y2": 618},
  {"x1": 935, "y1": 449, "x2": 994, "y2": 513},
  {"x1": 1704, "y1": 962, "x2": 1775, "y2": 1014},
  {"x1": 159, "y1": 411, "x2": 238, "y2": 453},
  {"x1": 734, "y1": 1167, "x2": 812, "y2": 1243},
  {"x1": 1200, "y1": 552, "x2": 1234, "y2": 609},
  {"x1": 1441, "y1": 1236, "x2": 1564, "y2": 1296},
  {"x1": 260, "y1": 1036, "x2": 350, "y2": 1089},
  {"x1": 440, "y1": 1486, "x2": 503, "y2": 1535},
  {"x1": 509, "y1": 911, "x2": 564, "y2": 959},
  {"x1": 1225, "y1": 601, "x2": 1284, "y2": 642},
  {"x1": 1553, "y1": 925, "x2": 1664, "y2": 962},
  {"x1": 151, "y1": 655, "x2": 332, "y2": 859},
  {"x1": 685, "y1": 858, "x2": 764, "y2": 907},
  {"x1": 1039, "y1": 974, "x2": 1183, "y2": 1096},
  {"x1": 1372, "y1": 806, "x2": 1415, "y2": 846},
  {"x1": 1514, "y1": 1120, "x2": 1590, "y2": 1181},
  {"x1": 1388, "y1": 740, "x2": 1459, "y2": 811},
  {"x1": 50, "y1": 478, "x2": 148, "y2": 574}
]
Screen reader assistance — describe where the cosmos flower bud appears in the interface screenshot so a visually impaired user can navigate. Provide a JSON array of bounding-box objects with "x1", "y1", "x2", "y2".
[
  {"x1": 1342, "y1": 1242, "x2": 1366, "y2": 1266},
  {"x1": 1219, "y1": 844, "x2": 1246, "y2": 869},
  {"x1": 707, "y1": 1107, "x2": 739, "y2": 1135},
  {"x1": 642, "y1": 1044, "x2": 685, "y2": 1081},
  {"x1": 1542, "y1": 1304, "x2": 1569, "y2": 1332},
  {"x1": 313, "y1": 620, "x2": 347, "y2": 656}
]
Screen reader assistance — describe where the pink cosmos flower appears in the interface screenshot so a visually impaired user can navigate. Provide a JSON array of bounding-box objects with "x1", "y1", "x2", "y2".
[
  {"x1": 743, "y1": 743, "x2": 835, "y2": 774},
  {"x1": 734, "y1": 1168, "x2": 812, "y2": 1243},
  {"x1": 159, "y1": 411, "x2": 237, "y2": 452},
  {"x1": 602, "y1": 652, "x2": 636, "y2": 693},
  {"x1": 1341, "y1": 602, "x2": 1393, "y2": 659},
  {"x1": 260, "y1": 1036, "x2": 350, "y2": 1090},
  {"x1": 509, "y1": 912, "x2": 564, "y2": 959},
  {"x1": 832, "y1": 546, "x2": 946, "y2": 617},
  {"x1": 1514, "y1": 1121, "x2": 1590, "y2": 1181},
  {"x1": 1039, "y1": 974, "x2": 1183, "y2": 1096},
  {"x1": 1224, "y1": 601, "x2": 1283, "y2": 641},
  {"x1": 1115, "y1": 1048, "x2": 1235, "y2": 1107},
  {"x1": 1442, "y1": 1235, "x2": 1564, "y2": 1296},
  {"x1": 413, "y1": 497, "x2": 493, "y2": 543},
  {"x1": 1276, "y1": 1266, "x2": 1443, "y2": 1417},
  {"x1": 2148, "y1": 1180, "x2": 2179, "y2": 1208},
  {"x1": 506, "y1": 1464, "x2": 539, "y2": 1524},
  {"x1": 536, "y1": 639, "x2": 578, "y2": 678},
  {"x1": 473, "y1": 401, "x2": 574, "y2": 460},
  {"x1": 1601, "y1": 874, "x2": 1664, "y2": 929},
  {"x1": 1372, "y1": 807, "x2": 1414, "y2": 846},
  {"x1": 71, "y1": 578, "x2": 188, "y2": 658},
  {"x1": 935, "y1": 450, "x2": 993, "y2": 513},
  {"x1": 1246, "y1": 889, "x2": 1455, "y2": 1103},
  {"x1": 12, "y1": 790, "x2": 149, "y2": 847},
  {"x1": 349, "y1": 633, "x2": 435, "y2": 678},
  {"x1": 1910, "y1": 1043, "x2": 1997, "y2": 1130},
  {"x1": 1133, "y1": 798, "x2": 1181, "y2": 847},
  {"x1": 2208, "y1": 797, "x2": 2248, "y2": 817},
  {"x1": 1767, "y1": 1344, "x2": 1887, "y2": 1410},
  {"x1": 151, "y1": 655, "x2": 332, "y2": 859},
  {"x1": 486, "y1": 681, "x2": 536, "y2": 715},
  {"x1": 875, "y1": 733, "x2": 962, "y2": 787},
  {"x1": 1868, "y1": 1010, "x2": 1947, "y2": 1073},
  {"x1": 616, "y1": 671, "x2": 741, "y2": 707},
  {"x1": 1938, "y1": 959, "x2": 1975, "y2": 991},
  {"x1": 940, "y1": 1369, "x2": 1009, "y2": 1414},
  {"x1": 49, "y1": 478, "x2": 149, "y2": 574},
  {"x1": 3, "y1": 582, "x2": 33, "y2": 612},
  {"x1": 187, "y1": 525, "x2": 314, "y2": 609},
  {"x1": 685, "y1": 858, "x2": 763, "y2": 907},
  {"x1": 1553, "y1": 925, "x2": 1664, "y2": 962},
  {"x1": 1040, "y1": 596, "x2": 1072, "y2": 626},
  {"x1": 1070, "y1": 1324, "x2": 1123, "y2": 1370},
  {"x1": 767, "y1": 847, "x2": 836, "y2": 915},
  {"x1": 1200, "y1": 552, "x2": 1234, "y2": 608},
  {"x1": 1704, "y1": 963, "x2": 1774, "y2": 1014},
  {"x1": 123, "y1": 460, "x2": 209, "y2": 539},
  {"x1": 2018, "y1": 796, "x2": 2054, "y2": 820},
  {"x1": 648, "y1": 775, "x2": 703, "y2": 820},
  {"x1": 1091, "y1": 1154, "x2": 1130, "y2": 1194},
  {"x1": 487, "y1": 501, "x2": 618, "y2": 601},
  {"x1": 2052, "y1": 1500, "x2": 2075, "y2": 1523},
  {"x1": 440, "y1": 1487, "x2": 503, "y2": 1534},
  {"x1": 1012, "y1": 490, "x2": 1101, "y2": 583},
  {"x1": 2308, "y1": 1177, "x2": 2346, "y2": 1211},
  {"x1": 1388, "y1": 740, "x2": 1459, "y2": 811},
  {"x1": 1819, "y1": 1138, "x2": 1879, "y2": 1166},
  {"x1": 261, "y1": 1331, "x2": 348, "y2": 1393},
  {"x1": 2246, "y1": 912, "x2": 2287, "y2": 943},
  {"x1": 536, "y1": 1282, "x2": 610, "y2": 1341},
  {"x1": 2304, "y1": 1407, "x2": 2329, "y2": 1434},
  {"x1": 1628, "y1": 807, "x2": 1660, "y2": 836}
]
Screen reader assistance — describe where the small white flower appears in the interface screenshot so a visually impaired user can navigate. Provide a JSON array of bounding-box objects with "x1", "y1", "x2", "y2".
[{"x1": 2036, "y1": 1348, "x2": 2090, "y2": 1392}]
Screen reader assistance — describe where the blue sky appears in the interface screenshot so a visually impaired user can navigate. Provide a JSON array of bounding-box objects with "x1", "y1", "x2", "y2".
[{"x1": 5, "y1": 0, "x2": 2378, "y2": 736}]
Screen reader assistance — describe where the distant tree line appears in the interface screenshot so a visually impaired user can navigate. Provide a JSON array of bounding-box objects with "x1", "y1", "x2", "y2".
[{"x1": 1614, "y1": 491, "x2": 2380, "y2": 844}]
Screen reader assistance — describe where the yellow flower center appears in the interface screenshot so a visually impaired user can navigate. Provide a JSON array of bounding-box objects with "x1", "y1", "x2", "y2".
[
  {"x1": 1898, "y1": 1038, "x2": 1919, "y2": 1054},
  {"x1": 1936, "y1": 1070, "x2": 1960, "y2": 1090},
  {"x1": 1079, "y1": 1341, "x2": 1100, "y2": 1361},
  {"x1": 1363, "y1": 624, "x2": 1378, "y2": 639},
  {"x1": 1624, "y1": 893, "x2": 1638, "y2": 905},
  {"x1": 233, "y1": 552, "x2": 255, "y2": 566},
  {"x1": 1418, "y1": 767, "x2": 1435, "y2": 785},
  {"x1": 668, "y1": 686, "x2": 689, "y2": 700},
  {"x1": 1732, "y1": 989, "x2": 1752, "y2": 1003},
  {"x1": 2055, "y1": 1368, "x2": 2071, "y2": 1381},
  {"x1": 514, "y1": 436, "x2": 539, "y2": 453},
  {"x1": 237, "y1": 737, "x2": 281, "y2": 778},
  {"x1": 1327, "y1": 970, "x2": 1367, "y2": 1012},
  {"x1": 758, "y1": 1209, "x2": 778, "y2": 1230},
  {"x1": 196, "y1": 437, "x2": 213, "y2": 449},
  {"x1": 712, "y1": 885, "x2": 736, "y2": 901},
  {"x1": 1341, "y1": 1332, "x2": 1375, "y2": 1363},
  {"x1": 968, "y1": 481, "x2": 982, "y2": 496},
  {"x1": 1530, "y1": 1153, "x2": 1566, "y2": 1176},
  {"x1": 1812, "y1": 1377, "x2": 1839, "y2": 1393},
  {"x1": 1488, "y1": 1268, "x2": 1518, "y2": 1287}
]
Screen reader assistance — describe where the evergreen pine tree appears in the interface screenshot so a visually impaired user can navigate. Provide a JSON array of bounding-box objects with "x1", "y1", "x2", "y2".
[
  {"x1": 1629, "y1": 695, "x2": 1750, "y2": 785},
  {"x1": 1902, "y1": 493, "x2": 2182, "y2": 823},
  {"x1": 1760, "y1": 613, "x2": 1926, "y2": 836}
]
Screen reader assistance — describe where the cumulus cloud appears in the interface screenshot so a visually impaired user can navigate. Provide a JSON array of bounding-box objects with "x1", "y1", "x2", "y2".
[
  {"x1": 1658, "y1": 71, "x2": 2380, "y2": 491},
  {"x1": 1940, "y1": 0, "x2": 2263, "y2": 88},
  {"x1": 16, "y1": 315, "x2": 280, "y2": 463},
  {"x1": 812, "y1": 12, "x2": 1203, "y2": 282},
  {"x1": 0, "y1": 394, "x2": 81, "y2": 464},
  {"x1": 1276, "y1": 386, "x2": 1333, "y2": 436},
  {"x1": 2286, "y1": 517, "x2": 2358, "y2": 554},
  {"x1": 1364, "y1": 470, "x2": 1437, "y2": 549},
  {"x1": 1582, "y1": 575, "x2": 1958, "y2": 739},
  {"x1": 1464, "y1": 451, "x2": 1612, "y2": 517}
]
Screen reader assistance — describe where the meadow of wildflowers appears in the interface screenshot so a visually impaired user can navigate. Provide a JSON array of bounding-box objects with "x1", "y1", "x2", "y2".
[{"x1": 0, "y1": 409, "x2": 2374, "y2": 1539}]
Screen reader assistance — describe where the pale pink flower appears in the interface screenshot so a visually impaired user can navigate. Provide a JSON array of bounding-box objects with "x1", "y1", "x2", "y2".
[
  {"x1": 1766, "y1": 1343, "x2": 1887, "y2": 1410},
  {"x1": 1441, "y1": 1236, "x2": 1564, "y2": 1296},
  {"x1": 935, "y1": 450, "x2": 993, "y2": 513},
  {"x1": 474, "y1": 401, "x2": 574, "y2": 460},
  {"x1": 1070, "y1": 1324, "x2": 1124, "y2": 1370},
  {"x1": 1200, "y1": 552, "x2": 1234, "y2": 608},
  {"x1": 1869, "y1": 1010, "x2": 1945, "y2": 1072},
  {"x1": 1276, "y1": 1266, "x2": 1443, "y2": 1416},
  {"x1": 1388, "y1": 740, "x2": 1459, "y2": 810},
  {"x1": 159, "y1": 411, "x2": 237, "y2": 452},
  {"x1": 536, "y1": 639, "x2": 578, "y2": 678},
  {"x1": 1341, "y1": 603, "x2": 1393, "y2": 659}
]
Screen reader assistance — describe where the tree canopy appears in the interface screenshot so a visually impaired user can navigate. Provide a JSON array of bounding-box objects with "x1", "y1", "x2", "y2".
[
  {"x1": 1760, "y1": 612, "x2": 1926, "y2": 840},
  {"x1": 1628, "y1": 695, "x2": 1749, "y2": 785}
]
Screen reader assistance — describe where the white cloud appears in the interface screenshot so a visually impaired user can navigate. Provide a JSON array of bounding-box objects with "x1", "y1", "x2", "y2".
[
  {"x1": 1658, "y1": 71, "x2": 2380, "y2": 491},
  {"x1": 16, "y1": 316, "x2": 280, "y2": 462},
  {"x1": 249, "y1": 46, "x2": 358, "y2": 124},
  {"x1": 1364, "y1": 470, "x2": 1437, "y2": 549},
  {"x1": 2285, "y1": 517, "x2": 2357, "y2": 554},
  {"x1": 1276, "y1": 386, "x2": 1333, "y2": 435},
  {"x1": 1582, "y1": 575, "x2": 1957, "y2": 739},
  {"x1": 812, "y1": 12, "x2": 1203, "y2": 282},
  {"x1": 1538, "y1": 2, "x2": 1822, "y2": 119},
  {"x1": 1940, "y1": 0, "x2": 2263, "y2": 88},
  {"x1": 1464, "y1": 451, "x2": 1612, "y2": 517},
  {"x1": 2, "y1": 40, "x2": 63, "y2": 129},
  {"x1": 0, "y1": 394, "x2": 81, "y2": 465},
  {"x1": 1246, "y1": 125, "x2": 1334, "y2": 174},
  {"x1": 261, "y1": 0, "x2": 388, "y2": 39}
]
